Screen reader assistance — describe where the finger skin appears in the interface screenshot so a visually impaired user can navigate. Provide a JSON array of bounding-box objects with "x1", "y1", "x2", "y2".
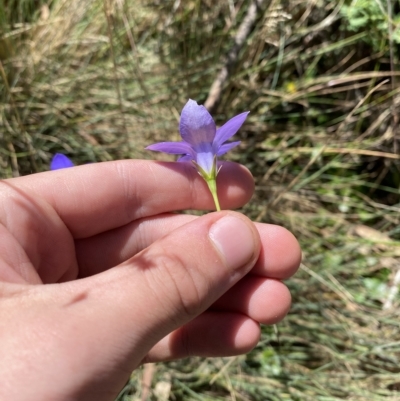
[
  {"x1": 0, "y1": 181, "x2": 77, "y2": 284},
  {"x1": 143, "y1": 312, "x2": 261, "y2": 363},
  {"x1": 251, "y1": 223, "x2": 301, "y2": 279},
  {"x1": 7, "y1": 160, "x2": 254, "y2": 238},
  {"x1": 211, "y1": 276, "x2": 292, "y2": 325},
  {"x1": 143, "y1": 279, "x2": 291, "y2": 363},
  {"x1": 76, "y1": 214, "x2": 301, "y2": 280}
]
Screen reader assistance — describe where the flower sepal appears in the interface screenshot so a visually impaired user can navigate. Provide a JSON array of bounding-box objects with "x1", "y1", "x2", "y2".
[{"x1": 192, "y1": 156, "x2": 221, "y2": 211}]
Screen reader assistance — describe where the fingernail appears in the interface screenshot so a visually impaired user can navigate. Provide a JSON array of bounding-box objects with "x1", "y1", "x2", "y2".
[{"x1": 209, "y1": 215, "x2": 255, "y2": 271}]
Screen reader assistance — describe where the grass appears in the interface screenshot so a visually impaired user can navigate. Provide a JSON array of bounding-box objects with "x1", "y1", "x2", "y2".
[{"x1": 2, "y1": 0, "x2": 400, "y2": 400}]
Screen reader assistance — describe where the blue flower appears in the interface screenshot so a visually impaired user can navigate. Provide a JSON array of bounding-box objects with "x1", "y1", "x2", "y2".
[
  {"x1": 146, "y1": 99, "x2": 249, "y2": 176},
  {"x1": 146, "y1": 99, "x2": 249, "y2": 210},
  {"x1": 50, "y1": 153, "x2": 74, "y2": 170}
]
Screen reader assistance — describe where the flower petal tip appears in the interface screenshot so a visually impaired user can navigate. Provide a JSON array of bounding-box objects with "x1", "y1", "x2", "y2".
[{"x1": 50, "y1": 153, "x2": 74, "y2": 170}]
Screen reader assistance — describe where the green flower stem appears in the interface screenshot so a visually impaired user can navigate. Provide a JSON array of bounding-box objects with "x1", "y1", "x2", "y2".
[
  {"x1": 192, "y1": 157, "x2": 221, "y2": 212},
  {"x1": 206, "y1": 178, "x2": 221, "y2": 211}
]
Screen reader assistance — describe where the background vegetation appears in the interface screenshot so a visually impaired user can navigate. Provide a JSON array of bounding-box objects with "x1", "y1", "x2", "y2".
[{"x1": 1, "y1": 0, "x2": 400, "y2": 399}]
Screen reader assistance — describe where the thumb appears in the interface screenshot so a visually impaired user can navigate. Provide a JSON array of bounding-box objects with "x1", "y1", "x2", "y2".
[{"x1": 86, "y1": 211, "x2": 260, "y2": 357}]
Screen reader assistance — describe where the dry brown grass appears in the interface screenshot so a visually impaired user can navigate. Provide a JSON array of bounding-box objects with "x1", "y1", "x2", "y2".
[{"x1": 2, "y1": 1, "x2": 400, "y2": 400}]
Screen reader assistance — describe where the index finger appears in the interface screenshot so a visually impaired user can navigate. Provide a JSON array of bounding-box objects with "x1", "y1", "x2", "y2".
[{"x1": 8, "y1": 160, "x2": 254, "y2": 238}]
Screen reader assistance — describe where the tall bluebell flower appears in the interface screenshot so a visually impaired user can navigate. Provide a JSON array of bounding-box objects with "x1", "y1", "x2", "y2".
[
  {"x1": 146, "y1": 99, "x2": 249, "y2": 210},
  {"x1": 50, "y1": 153, "x2": 74, "y2": 170}
]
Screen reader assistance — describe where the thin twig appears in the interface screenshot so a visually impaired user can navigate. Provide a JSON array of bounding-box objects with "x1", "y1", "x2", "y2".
[
  {"x1": 204, "y1": 0, "x2": 268, "y2": 112},
  {"x1": 141, "y1": 363, "x2": 156, "y2": 401}
]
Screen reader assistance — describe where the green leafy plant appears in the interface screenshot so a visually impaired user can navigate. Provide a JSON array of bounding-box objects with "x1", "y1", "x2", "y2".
[{"x1": 341, "y1": 0, "x2": 400, "y2": 50}]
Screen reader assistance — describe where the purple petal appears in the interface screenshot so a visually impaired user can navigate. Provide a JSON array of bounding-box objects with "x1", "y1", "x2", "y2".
[
  {"x1": 179, "y1": 99, "x2": 216, "y2": 147},
  {"x1": 50, "y1": 153, "x2": 74, "y2": 170},
  {"x1": 217, "y1": 141, "x2": 241, "y2": 156},
  {"x1": 196, "y1": 152, "x2": 215, "y2": 175},
  {"x1": 213, "y1": 111, "x2": 249, "y2": 148},
  {"x1": 146, "y1": 141, "x2": 194, "y2": 156},
  {"x1": 177, "y1": 155, "x2": 193, "y2": 162},
  {"x1": 195, "y1": 142, "x2": 214, "y2": 175}
]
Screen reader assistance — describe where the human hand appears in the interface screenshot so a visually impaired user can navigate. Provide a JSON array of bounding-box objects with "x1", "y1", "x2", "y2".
[{"x1": 0, "y1": 160, "x2": 301, "y2": 401}]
